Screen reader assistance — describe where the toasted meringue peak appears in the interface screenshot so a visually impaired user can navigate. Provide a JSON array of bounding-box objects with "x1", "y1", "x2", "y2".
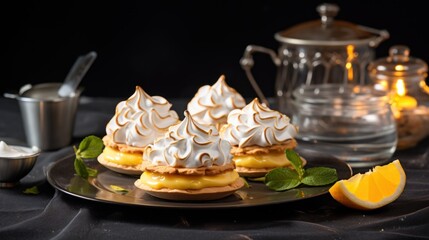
[
  {"x1": 187, "y1": 75, "x2": 246, "y2": 127},
  {"x1": 106, "y1": 86, "x2": 179, "y2": 147},
  {"x1": 143, "y1": 110, "x2": 233, "y2": 168},
  {"x1": 220, "y1": 98, "x2": 298, "y2": 148}
]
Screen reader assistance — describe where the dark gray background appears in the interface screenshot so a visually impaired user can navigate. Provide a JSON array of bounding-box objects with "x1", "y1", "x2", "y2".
[{"x1": 4, "y1": 0, "x2": 427, "y2": 99}]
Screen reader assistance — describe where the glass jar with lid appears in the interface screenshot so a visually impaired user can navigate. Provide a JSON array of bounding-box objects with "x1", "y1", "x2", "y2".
[
  {"x1": 368, "y1": 45, "x2": 429, "y2": 149},
  {"x1": 290, "y1": 84, "x2": 397, "y2": 168},
  {"x1": 368, "y1": 45, "x2": 429, "y2": 108}
]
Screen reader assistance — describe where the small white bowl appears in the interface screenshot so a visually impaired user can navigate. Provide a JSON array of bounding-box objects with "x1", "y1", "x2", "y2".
[{"x1": 0, "y1": 145, "x2": 41, "y2": 188}]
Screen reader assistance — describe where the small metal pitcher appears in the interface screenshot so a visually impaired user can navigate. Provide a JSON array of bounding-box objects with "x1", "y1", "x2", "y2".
[
  {"x1": 240, "y1": 3, "x2": 389, "y2": 114},
  {"x1": 4, "y1": 83, "x2": 82, "y2": 150}
]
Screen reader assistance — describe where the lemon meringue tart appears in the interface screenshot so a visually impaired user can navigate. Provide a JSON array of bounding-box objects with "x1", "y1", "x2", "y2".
[
  {"x1": 135, "y1": 110, "x2": 245, "y2": 201},
  {"x1": 220, "y1": 98, "x2": 304, "y2": 178},
  {"x1": 97, "y1": 86, "x2": 179, "y2": 175}
]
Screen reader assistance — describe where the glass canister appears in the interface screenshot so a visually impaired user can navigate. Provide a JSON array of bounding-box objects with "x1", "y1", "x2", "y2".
[
  {"x1": 291, "y1": 84, "x2": 397, "y2": 168},
  {"x1": 368, "y1": 45, "x2": 429, "y2": 149}
]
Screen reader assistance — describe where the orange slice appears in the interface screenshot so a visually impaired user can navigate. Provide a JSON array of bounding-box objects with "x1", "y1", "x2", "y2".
[{"x1": 329, "y1": 159, "x2": 406, "y2": 210}]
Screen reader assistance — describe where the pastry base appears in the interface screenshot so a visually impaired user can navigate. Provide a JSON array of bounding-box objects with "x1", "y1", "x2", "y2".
[{"x1": 134, "y1": 177, "x2": 245, "y2": 201}]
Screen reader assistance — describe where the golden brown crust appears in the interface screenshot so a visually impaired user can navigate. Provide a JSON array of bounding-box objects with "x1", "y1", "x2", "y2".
[
  {"x1": 102, "y1": 135, "x2": 146, "y2": 154},
  {"x1": 230, "y1": 139, "x2": 297, "y2": 156},
  {"x1": 143, "y1": 163, "x2": 236, "y2": 176},
  {"x1": 134, "y1": 177, "x2": 245, "y2": 201}
]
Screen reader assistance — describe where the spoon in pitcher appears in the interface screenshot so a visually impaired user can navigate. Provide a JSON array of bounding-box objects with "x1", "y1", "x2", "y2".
[{"x1": 58, "y1": 51, "x2": 97, "y2": 97}]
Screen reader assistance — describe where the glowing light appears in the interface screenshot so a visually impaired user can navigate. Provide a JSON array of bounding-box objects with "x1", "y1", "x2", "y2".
[
  {"x1": 395, "y1": 79, "x2": 406, "y2": 96},
  {"x1": 420, "y1": 80, "x2": 429, "y2": 94},
  {"x1": 346, "y1": 45, "x2": 355, "y2": 81},
  {"x1": 374, "y1": 80, "x2": 388, "y2": 91},
  {"x1": 394, "y1": 65, "x2": 405, "y2": 71},
  {"x1": 391, "y1": 79, "x2": 417, "y2": 114},
  {"x1": 394, "y1": 95, "x2": 417, "y2": 110}
]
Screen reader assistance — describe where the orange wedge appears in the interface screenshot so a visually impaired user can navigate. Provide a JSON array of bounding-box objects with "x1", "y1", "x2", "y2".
[{"x1": 329, "y1": 159, "x2": 406, "y2": 210}]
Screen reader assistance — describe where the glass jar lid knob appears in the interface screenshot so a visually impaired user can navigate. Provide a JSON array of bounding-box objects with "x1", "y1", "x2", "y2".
[
  {"x1": 388, "y1": 45, "x2": 410, "y2": 63},
  {"x1": 317, "y1": 3, "x2": 339, "y2": 28}
]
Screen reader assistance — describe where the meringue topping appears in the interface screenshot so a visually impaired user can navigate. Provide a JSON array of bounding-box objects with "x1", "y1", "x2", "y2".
[
  {"x1": 220, "y1": 98, "x2": 298, "y2": 148},
  {"x1": 106, "y1": 86, "x2": 179, "y2": 148},
  {"x1": 187, "y1": 75, "x2": 246, "y2": 127},
  {"x1": 143, "y1": 110, "x2": 233, "y2": 168}
]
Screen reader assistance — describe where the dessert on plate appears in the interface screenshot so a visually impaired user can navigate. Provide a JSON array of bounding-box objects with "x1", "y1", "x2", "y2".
[
  {"x1": 97, "y1": 86, "x2": 180, "y2": 175},
  {"x1": 219, "y1": 98, "x2": 303, "y2": 178},
  {"x1": 187, "y1": 74, "x2": 246, "y2": 130},
  {"x1": 134, "y1": 110, "x2": 245, "y2": 201}
]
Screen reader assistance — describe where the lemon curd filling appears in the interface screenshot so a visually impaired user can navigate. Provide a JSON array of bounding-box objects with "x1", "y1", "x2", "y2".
[
  {"x1": 140, "y1": 170, "x2": 240, "y2": 190},
  {"x1": 101, "y1": 146, "x2": 142, "y2": 166},
  {"x1": 233, "y1": 152, "x2": 290, "y2": 168}
]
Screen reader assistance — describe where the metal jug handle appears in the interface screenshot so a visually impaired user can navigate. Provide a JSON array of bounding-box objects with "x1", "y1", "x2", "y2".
[
  {"x1": 240, "y1": 45, "x2": 281, "y2": 107},
  {"x1": 357, "y1": 25, "x2": 390, "y2": 47}
]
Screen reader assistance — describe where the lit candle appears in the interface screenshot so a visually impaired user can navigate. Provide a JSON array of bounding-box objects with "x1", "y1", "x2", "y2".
[
  {"x1": 392, "y1": 79, "x2": 418, "y2": 110},
  {"x1": 393, "y1": 95, "x2": 418, "y2": 109}
]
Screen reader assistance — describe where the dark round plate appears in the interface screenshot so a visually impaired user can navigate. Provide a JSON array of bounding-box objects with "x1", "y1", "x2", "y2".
[{"x1": 46, "y1": 152, "x2": 352, "y2": 209}]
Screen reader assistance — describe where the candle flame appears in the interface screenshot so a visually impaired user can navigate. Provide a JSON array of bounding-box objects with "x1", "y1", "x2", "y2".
[
  {"x1": 395, "y1": 79, "x2": 406, "y2": 96},
  {"x1": 391, "y1": 79, "x2": 418, "y2": 116}
]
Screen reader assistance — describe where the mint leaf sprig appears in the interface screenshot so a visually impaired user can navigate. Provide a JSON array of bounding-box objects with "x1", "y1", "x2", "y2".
[
  {"x1": 264, "y1": 149, "x2": 338, "y2": 191},
  {"x1": 110, "y1": 185, "x2": 129, "y2": 195},
  {"x1": 73, "y1": 135, "x2": 104, "y2": 179},
  {"x1": 23, "y1": 186, "x2": 39, "y2": 195}
]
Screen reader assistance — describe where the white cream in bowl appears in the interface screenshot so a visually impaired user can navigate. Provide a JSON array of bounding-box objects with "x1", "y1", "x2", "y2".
[{"x1": 0, "y1": 141, "x2": 40, "y2": 158}]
